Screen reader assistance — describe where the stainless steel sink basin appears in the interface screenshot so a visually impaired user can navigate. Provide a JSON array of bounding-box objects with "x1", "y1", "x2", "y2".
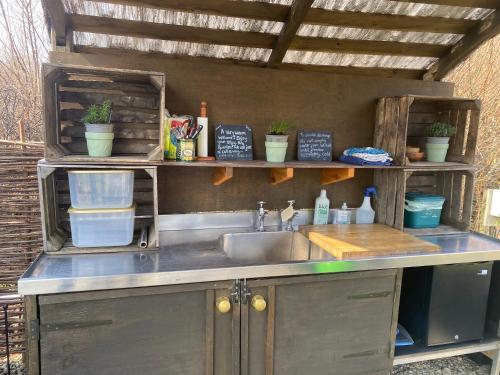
[{"x1": 219, "y1": 231, "x2": 311, "y2": 263}]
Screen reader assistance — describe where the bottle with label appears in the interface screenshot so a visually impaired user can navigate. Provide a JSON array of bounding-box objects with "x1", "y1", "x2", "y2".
[
  {"x1": 336, "y1": 202, "x2": 352, "y2": 224},
  {"x1": 313, "y1": 189, "x2": 330, "y2": 225},
  {"x1": 356, "y1": 186, "x2": 377, "y2": 224}
]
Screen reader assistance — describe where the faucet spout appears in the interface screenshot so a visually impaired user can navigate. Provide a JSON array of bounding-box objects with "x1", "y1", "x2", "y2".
[{"x1": 255, "y1": 201, "x2": 268, "y2": 232}]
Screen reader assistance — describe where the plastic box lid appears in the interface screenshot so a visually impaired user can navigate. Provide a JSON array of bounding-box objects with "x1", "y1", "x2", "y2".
[
  {"x1": 68, "y1": 204, "x2": 135, "y2": 214},
  {"x1": 405, "y1": 192, "x2": 445, "y2": 203}
]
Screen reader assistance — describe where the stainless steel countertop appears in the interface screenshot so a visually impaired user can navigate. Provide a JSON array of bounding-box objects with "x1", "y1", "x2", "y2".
[{"x1": 18, "y1": 231, "x2": 500, "y2": 296}]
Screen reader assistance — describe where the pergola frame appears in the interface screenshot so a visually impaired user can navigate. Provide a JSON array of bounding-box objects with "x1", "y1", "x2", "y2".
[{"x1": 43, "y1": 0, "x2": 500, "y2": 80}]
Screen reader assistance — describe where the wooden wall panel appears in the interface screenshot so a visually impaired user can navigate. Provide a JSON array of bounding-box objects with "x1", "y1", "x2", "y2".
[{"x1": 50, "y1": 51, "x2": 454, "y2": 213}]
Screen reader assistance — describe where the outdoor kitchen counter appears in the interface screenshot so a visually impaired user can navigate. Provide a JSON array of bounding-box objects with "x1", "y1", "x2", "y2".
[{"x1": 18, "y1": 232, "x2": 500, "y2": 295}]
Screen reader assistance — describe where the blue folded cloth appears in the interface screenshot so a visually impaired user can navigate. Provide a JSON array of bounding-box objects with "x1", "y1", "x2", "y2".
[{"x1": 339, "y1": 154, "x2": 393, "y2": 166}]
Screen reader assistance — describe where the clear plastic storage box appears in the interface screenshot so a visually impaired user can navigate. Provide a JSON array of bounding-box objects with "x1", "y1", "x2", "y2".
[
  {"x1": 68, "y1": 205, "x2": 135, "y2": 248},
  {"x1": 68, "y1": 170, "x2": 134, "y2": 209}
]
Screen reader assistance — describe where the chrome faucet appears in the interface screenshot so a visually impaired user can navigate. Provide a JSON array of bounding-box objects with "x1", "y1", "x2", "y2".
[
  {"x1": 255, "y1": 201, "x2": 268, "y2": 232},
  {"x1": 281, "y1": 200, "x2": 299, "y2": 231}
]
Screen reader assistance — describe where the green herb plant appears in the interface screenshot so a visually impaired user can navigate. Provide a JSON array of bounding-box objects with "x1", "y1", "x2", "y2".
[
  {"x1": 81, "y1": 99, "x2": 112, "y2": 124},
  {"x1": 268, "y1": 120, "x2": 293, "y2": 135},
  {"x1": 426, "y1": 122, "x2": 457, "y2": 137}
]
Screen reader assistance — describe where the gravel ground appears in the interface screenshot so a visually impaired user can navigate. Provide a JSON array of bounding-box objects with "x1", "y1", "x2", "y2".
[
  {"x1": 392, "y1": 355, "x2": 491, "y2": 375},
  {"x1": 0, "y1": 355, "x2": 493, "y2": 375}
]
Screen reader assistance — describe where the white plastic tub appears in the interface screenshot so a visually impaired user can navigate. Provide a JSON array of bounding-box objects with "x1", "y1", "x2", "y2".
[
  {"x1": 68, "y1": 170, "x2": 134, "y2": 209},
  {"x1": 68, "y1": 205, "x2": 135, "y2": 248}
]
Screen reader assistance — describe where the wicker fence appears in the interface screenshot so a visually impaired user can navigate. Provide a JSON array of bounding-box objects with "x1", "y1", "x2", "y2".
[{"x1": 0, "y1": 142, "x2": 43, "y2": 357}]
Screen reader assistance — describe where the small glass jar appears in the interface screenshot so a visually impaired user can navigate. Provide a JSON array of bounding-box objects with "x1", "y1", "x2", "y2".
[{"x1": 176, "y1": 139, "x2": 195, "y2": 162}]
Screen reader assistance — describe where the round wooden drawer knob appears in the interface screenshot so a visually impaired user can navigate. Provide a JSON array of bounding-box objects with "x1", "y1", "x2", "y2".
[
  {"x1": 251, "y1": 295, "x2": 267, "y2": 312},
  {"x1": 216, "y1": 297, "x2": 231, "y2": 314}
]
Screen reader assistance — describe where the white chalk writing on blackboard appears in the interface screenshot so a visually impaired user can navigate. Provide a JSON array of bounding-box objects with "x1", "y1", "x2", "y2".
[
  {"x1": 215, "y1": 124, "x2": 253, "y2": 160},
  {"x1": 297, "y1": 130, "x2": 332, "y2": 161}
]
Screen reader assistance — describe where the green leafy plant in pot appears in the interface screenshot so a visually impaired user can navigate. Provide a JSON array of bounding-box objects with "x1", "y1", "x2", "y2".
[
  {"x1": 425, "y1": 122, "x2": 457, "y2": 162},
  {"x1": 265, "y1": 120, "x2": 293, "y2": 162},
  {"x1": 82, "y1": 100, "x2": 114, "y2": 157}
]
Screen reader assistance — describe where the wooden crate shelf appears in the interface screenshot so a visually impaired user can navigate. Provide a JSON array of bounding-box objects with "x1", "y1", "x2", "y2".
[
  {"x1": 374, "y1": 95, "x2": 480, "y2": 167},
  {"x1": 38, "y1": 163, "x2": 159, "y2": 254},
  {"x1": 375, "y1": 168, "x2": 474, "y2": 235},
  {"x1": 43, "y1": 63, "x2": 165, "y2": 162}
]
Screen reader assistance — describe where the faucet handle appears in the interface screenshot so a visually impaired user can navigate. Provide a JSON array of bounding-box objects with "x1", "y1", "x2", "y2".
[{"x1": 257, "y1": 201, "x2": 267, "y2": 208}]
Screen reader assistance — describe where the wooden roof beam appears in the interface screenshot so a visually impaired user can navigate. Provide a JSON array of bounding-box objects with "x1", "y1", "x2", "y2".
[
  {"x1": 396, "y1": 0, "x2": 499, "y2": 8},
  {"x1": 267, "y1": 0, "x2": 315, "y2": 68},
  {"x1": 291, "y1": 36, "x2": 449, "y2": 57},
  {"x1": 72, "y1": 45, "x2": 426, "y2": 79},
  {"x1": 69, "y1": 14, "x2": 276, "y2": 49},
  {"x1": 425, "y1": 10, "x2": 500, "y2": 80},
  {"x1": 70, "y1": 14, "x2": 450, "y2": 58},
  {"x1": 305, "y1": 8, "x2": 477, "y2": 34},
  {"x1": 42, "y1": 0, "x2": 68, "y2": 46},
  {"x1": 89, "y1": 0, "x2": 478, "y2": 34}
]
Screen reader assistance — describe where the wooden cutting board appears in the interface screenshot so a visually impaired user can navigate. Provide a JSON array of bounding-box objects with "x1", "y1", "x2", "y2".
[{"x1": 300, "y1": 224, "x2": 440, "y2": 259}]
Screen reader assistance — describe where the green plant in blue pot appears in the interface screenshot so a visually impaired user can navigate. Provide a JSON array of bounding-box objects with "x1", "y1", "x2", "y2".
[{"x1": 425, "y1": 122, "x2": 457, "y2": 162}]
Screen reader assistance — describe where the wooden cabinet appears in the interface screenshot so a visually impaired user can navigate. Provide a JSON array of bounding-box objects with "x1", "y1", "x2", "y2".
[
  {"x1": 242, "y1": 270, "x2": 401, "y2": 375},
  {"x1": 28, "y1": 270, "x2": 401, "y2": 375},
  {"x1": 35, "y1": 281, "x2": 238, "y2": 375}
]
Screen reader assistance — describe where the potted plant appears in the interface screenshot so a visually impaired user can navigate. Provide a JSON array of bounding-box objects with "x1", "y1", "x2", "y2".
[
  {"x1": 265, "y1": 120, "x2": 292, "y2": 162},
  {"x1": 82, "y1": 100, "x2": 114, "y2": 157},
  {"x1": 425, "y1": 122, "x2": 457, "y2": 162}
]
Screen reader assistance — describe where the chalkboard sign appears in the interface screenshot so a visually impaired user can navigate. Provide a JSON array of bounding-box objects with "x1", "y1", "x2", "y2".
[
  {"x1": 215, "y1": 124, "x2": 253, "y2": 160},
  {"x1": 297, "y1": 130, "x2": 333, "y2": 161}
]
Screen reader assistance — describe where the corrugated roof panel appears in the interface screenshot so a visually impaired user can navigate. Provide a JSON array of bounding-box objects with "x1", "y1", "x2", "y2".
[
  {"x1": 63, "y1": 0, "x2": 284, "y2": 34},
  {"x1": 74, "y1": 32, "x2": 272, "y2": 62},
  {"x1": 298, "y1": 25, "x2": 462, "y2": 45},
  {"x1": 283, "y1": 50, "x2": 437, "y2": 69},
  {"x1": 311, "y1": 0, "x2": 493, "y2": 20}
]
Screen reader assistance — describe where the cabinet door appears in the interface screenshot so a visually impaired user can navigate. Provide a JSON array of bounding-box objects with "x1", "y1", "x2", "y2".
[
  {"x1": 38, "y1": 281, "x2": 238, "y2": 375},
  {"x1": 242, "y1": 270, "x2": 401, "y2": 375}
]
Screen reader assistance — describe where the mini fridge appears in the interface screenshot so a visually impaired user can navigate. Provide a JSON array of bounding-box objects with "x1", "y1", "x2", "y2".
[{"x1": 399, "y1": 262, "x2": 493, "y2": 346}]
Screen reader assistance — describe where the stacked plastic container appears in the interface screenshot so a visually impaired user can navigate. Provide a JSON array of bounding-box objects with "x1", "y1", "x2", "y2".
[
  {"x1": 67, "y1": 170, "x2": 135, "y2": 247},
  {"x1": 404, "y1": 192, "x2": 446, "y2": 228}
]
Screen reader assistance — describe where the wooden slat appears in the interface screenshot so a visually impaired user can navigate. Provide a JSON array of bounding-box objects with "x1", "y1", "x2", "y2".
[
  {"x1": 426, "y1": 10, "x2": 500, "y2": 80},
  {"x1": 92, "y1": 0, "x2": 477, "y2": 34},
  {"x1": 69, "y1": 14, "x2": 276, "y2": 49},
  {"x1": 305, "y1": 8, "x2": 477, "y2": 34},
  {"x1": 396, "y1": 0, "x2": 499, "y2": 8},
  {"x1": 291, "y1": 36, "x2": 449, "y2": 57},
  {"x1": 267, "y1": 0, "x2": 315, "y2": 67},
  {"x1": 42, "y1": 0, "x2": 67, "y2": 46},
  {"x1": 74, "y1": 45, "x2": 426, "y2": 79}
]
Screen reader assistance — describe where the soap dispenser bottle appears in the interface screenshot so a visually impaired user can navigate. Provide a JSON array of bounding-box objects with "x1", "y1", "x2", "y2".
[
  {"x1": 356, "y1": 186, "x2": 377, "y2": 224},
  {"x1": 313, "y1": 189, "x2": 330, "y2": 225}
]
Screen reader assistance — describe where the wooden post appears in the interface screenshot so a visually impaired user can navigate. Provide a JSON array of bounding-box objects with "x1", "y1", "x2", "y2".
[{"x1": 18, "y1": 120, "x2": 25, "y2": 150}]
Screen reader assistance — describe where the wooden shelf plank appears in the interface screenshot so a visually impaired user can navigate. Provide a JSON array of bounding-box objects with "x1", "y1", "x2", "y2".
[
  {"x1": 320, "y1": 168, "x2": 355, "y2": 185},
  {"x1": 394, "y1": 338, "x2": 500, "y2": 366},
  {"x1": 269, "y1": 167, "x2": 293, "y2": 185},
  {"x1": 213, "y1": 167, "x2": 233, "y2": 186}
]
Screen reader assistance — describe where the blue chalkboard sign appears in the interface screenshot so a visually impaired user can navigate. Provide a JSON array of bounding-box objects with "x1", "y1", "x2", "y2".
[
  {"x1": 297, "y1": 130, "x2": 333, "y2": 161},
  {"x1": 215, "y1": 124, "x2": 253, "y2": 160}
]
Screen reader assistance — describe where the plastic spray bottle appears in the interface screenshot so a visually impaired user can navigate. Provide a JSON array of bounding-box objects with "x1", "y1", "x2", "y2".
[{"x1": 356, "y1": 186, "x2": 377, "y2": 224}]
